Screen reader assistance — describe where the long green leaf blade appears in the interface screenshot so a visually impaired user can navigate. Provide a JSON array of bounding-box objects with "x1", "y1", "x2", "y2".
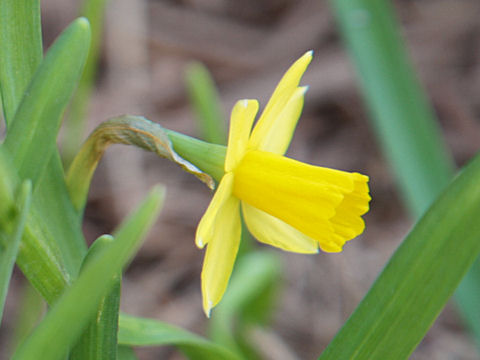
[
  {"x1": 12, "y1": 186, "x2": 165, "y2": 360},
  {"x1": 0, "y1": 180, "x2": 31, "y2": 325},
  {"x1": 118, "y1": 314, "x2": 241, "y2": 360},
  {"x1": 319, "y1": 153, "x2": 480, "y2": 359},
  {"x1": 1, "y1": 17, "x2": 91, "y2": 277},
  {"x1": 32, "y1": 153, "x2": 88, "y2": 277},
  {"x1": 70, "y1": 236, "x2": 121, "y2": 360},
  {"x1": 329, "y1": 0, "x2": 454, "y2": 217},
  {"x1": 185, "y1": 62, "x2": 226, "y2": 145},
  {"x1": 0, "y1": 146, "x2": 67, "y2": 304},
  {"x1": 0, "y1": 0, "x2": 42, "y2": 126},
  {"x1": 3, "y1": 17, "x2": 91, "y2": 186},
  {"x1": 329, "y1": 0, "x2": 480, "y2": 351}
]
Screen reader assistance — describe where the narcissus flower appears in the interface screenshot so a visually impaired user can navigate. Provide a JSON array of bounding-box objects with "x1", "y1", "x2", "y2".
[{"x1": 196, "y1": 51, "x2": 370, "y2": 316}]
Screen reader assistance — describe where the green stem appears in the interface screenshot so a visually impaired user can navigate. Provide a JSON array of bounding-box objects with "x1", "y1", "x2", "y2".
[{"x1": 67, "y1": 115, "x2": 223, "y2": 212}]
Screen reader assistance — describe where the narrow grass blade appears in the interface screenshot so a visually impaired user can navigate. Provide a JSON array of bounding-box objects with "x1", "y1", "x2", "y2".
[
  {"x1": 210, "y1": 252, "x2": 280, "y2": 358},
  {"x1": 63, "y1": 0, "x2": 109, "y2": 164},
  {"x1": 319, "y1": 153, "x2": 480, "y2": 359},
  {"x1": 70, "y1": 236, "x2": 121, "y2": 360},
  {"x1": 32, "y1": 153, "x2": 88, "y2": 276},
  {"x1": 330, "y1": 0, "x2": 454, "y2": 216},
  {"x1": 185, "y1": 62, "x2": 226, "y2": 145},
  {"x1": 12, "y1": 186, "x2": 165, "y2": 360},
  {"x1": 0, "y1": 180, "x2": 31, "y2": 324},
  {"x1": 0, "y1": 0, "x2": 42, "y2": 126},
  {"x1": 118, "y1": 314, "x2": 242, "y2": 360},
  {"x1": 330, "y1": 0, "x2": 480, "y2": 351},
  {"x1": 0, "y1": 148, "x2": 15, "y2": 217},
  {"x1": 1, "y1": 17, "x2": 91, "y2": 276},
  {"x1": 0, "y1": 150, "x2": 87, "y2": 294},
  {"x1": 3, "y1": 17, "x2": 91, "y2": 186},
  {"x1": 0, "y1": 146, "x2": 67, "y2": 304}
]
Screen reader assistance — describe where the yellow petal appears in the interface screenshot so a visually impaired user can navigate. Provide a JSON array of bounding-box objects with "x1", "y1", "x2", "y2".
[
  {"x1": 195, "y1": 173, "x2": 234, "y2": 248},
  {"x1": 250, "y1": 86, "x2": 307, "y2": 155},
  {"x1": 201, "y1": 194, "x2": 241, "y2": 317},
  {"x1": 233, "y1": 150, "x2": 370, "y2": 249},
  {"x1": 318, "y1": 240, "x2": 343, "y2": 253},
  {"x1": 330, "y1": 173, "x2": 370, "y2": 244},
  {"x1": 225, "y1": 99, "x2": 259, "y2": 172},
  {"x1": 248, "y1": 51, "x2": 312, "y2": 154},
  {"x1": 242, "y1": 202, "x2": 318, "y2": 254}
]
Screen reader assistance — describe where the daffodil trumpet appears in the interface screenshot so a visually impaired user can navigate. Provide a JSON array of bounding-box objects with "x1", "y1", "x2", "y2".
[{"x1": 196, "y1": 51, "x2": 371, "y2": 316}]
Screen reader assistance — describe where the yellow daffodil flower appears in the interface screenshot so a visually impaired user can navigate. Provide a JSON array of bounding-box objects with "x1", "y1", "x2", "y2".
[{"x1": 196, "y1": 51, "x2": 371, "y2": 316}]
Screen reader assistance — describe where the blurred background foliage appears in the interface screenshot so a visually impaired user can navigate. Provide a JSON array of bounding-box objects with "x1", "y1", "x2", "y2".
[{"x1": 2, "y1": 0, "x2": 480, "y2": 359}]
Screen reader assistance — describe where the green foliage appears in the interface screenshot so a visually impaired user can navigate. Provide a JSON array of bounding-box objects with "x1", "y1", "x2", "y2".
[
  {"x1": 0, "y1": 147, "x2": 68, "y2": 304},
  {"x1": 0, "y1": 180, "x2": 31, "y2": 324},
  {"x1": 1, "y1": 0, "x2": 479, "y2": 359},
  {"x1": 12, "y1": 187, "x2": 165, "y2": 360},
  {"x1": 210, "y1": 252, "x2": 281, "y2": 358},
  {"x1": 185, "y1": 62, "x2": 227, "y2": 145},
  {"x1": 118, "y1": 314, "x2": 241, "y2": 360},
  {"x1": 320, "y1": 152, "x2": 480, "y2": 359},
  {"x1": 329, "y1": 0, "x2": 454, "y2": 217},
  {"x1": 3, "y1": 18, "x2": 90, "y2": 187},
  {"x1": 0, "y1": 0, "x2": 42, "y2": 126},
  {"x1": 0, "y1": 16, "x2": 92, "y2": 294},
  {"x1": 326, "y1": 0, "x2": 480, "y2": 356},
  {"x1": 70, "y1": 236, "x2": 121, "y2": 360}
]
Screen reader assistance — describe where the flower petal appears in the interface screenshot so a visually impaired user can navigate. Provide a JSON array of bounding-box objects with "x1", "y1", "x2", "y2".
[
  {"x1": 234, "y1": 150, "x2": 370, "y2": 250},
  {"x1": 201, "y1": 194, "x2": 241, "y2": 317},
  {"x1": 248, "y1": 51, "x2": 312, "y2": 154},
  {"x1": 330, "y1": 173, "x2": 370, "y2": 243},
  {"x1": 225, "y1": 99, "x2": 259, "y2": 172},
  {"x1": 242, "y1": 202, "x2": 318, "y2": 254},
  {"x1": 251, "y1": 86, "x2": 307, "y2": 155},
  {"x1": 195, "y1": 173, "x2": 234, "y2": 248}
]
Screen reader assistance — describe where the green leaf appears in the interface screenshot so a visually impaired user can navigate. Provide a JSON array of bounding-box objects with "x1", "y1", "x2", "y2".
[
  {"x1": 1, "y1": 16, "x2": 91, "y2": 277},
  {"x1": 3, "y1": 17, "x2": 91, "y2": 186},
  {"x1": 0, "y1": 148, "x2": 15, "y2": 218},
  {"x1": 0, "y1": 0, "x2": 42, "y2": 126},
  {"x1": 210, "y1": 252, "x2": 280, "y2": 359},
  {"x1": 12, "y1": 186, "x2": 165, "y2": 360},
  {"x1": 70, "y1": 236, "x2": 121, "y2": 360},
  {"x1": 185, "y1": 62, "x2": 226, "y2": 145},
  {"x1": 329, "y1": 0, "x2": 480, "y2": 351},
  {"x1": 31, "y1": 153, "x2": 88, "y2": 277},
  {"x1": 319, "y1": 153, "x2": 480, "y2": 359},
  {"x1": 329, "y1": 0, "x2": 454, "y2": 217},
  {"x1": 0, "y1": 146, "x2": 67, "y2": 304},
  {"x1": 0, "y1": 180, "x2": 31, "y2": 324},
  {"x1": 118, "y1": 314, "x2": 242, "y2": 360}
]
